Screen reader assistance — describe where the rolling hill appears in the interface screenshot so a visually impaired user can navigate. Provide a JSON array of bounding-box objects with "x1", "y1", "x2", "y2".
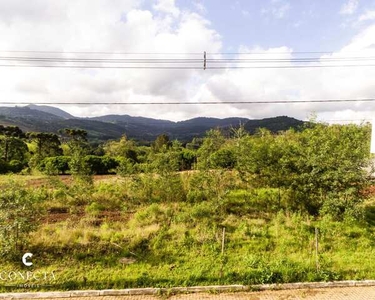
[{"x1": 0, "y1": 105, "x2": 305, "y2": 142}]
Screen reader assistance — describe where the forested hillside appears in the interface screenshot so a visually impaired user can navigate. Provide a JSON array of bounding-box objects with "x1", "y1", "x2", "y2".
[{"x1": 0, "y1": 105, "x2": 304, "y2": 142}]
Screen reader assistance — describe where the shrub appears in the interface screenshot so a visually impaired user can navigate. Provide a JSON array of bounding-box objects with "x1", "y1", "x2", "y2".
[
  {"x1": 116, "y1": 157, "x2": 136, "y2": 176},
  {"x1": 210, "y1": 148, "x2": 236, "y2": 169},
  {"x1": 8, "y1": 160, "x2": 24, "y2": 173},
  {"x1": 85, "y1": 201, "x2": 105, "y2": 216},
  {"x1": 40, "y1": 156, "x2": 71, "y2": 175},
  {"x1": 180, "y1": 149, "x2": 197, "y2": 170},
  {"x1": 84, "y1": 155, "x2": 118, "y2": 175}
]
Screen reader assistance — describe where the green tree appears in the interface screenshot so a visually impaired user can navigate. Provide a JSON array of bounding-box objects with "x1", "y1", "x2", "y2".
[
  {"x1": 235, "y1": 124, "x2": 371, "y2": 217},
  {"x1": 104, "y1": 135, "x2": 138, "y2": 162},
  {"x1": 62, "y1": 129, "x2": 90, "y2": 177},
  {"x1": 210, "y1": 148, "x2": 236, "y2": 169},
  {"x1": 39, "y1": 156, "x2": 71, "y2": 175},
  {"x1": 27, "y1": 132, "x2": 62, "y2": 158},
  {"x1": 84, "y1": 155, "x2": 118, "y2": 175},
  {"x1": 27, "y1": 132, "x2": 63, "y2": 170},
  {"x1": 152, "y1": 134, "x2": 171, "y2": 152},
  {"x1": 235, "y1": 129, "x2": 286, "y2": 188},
  {"x1": 197, "y1": 129, "x2": 225, "y2": 169},
  {"x1": 288, "y1": 123, "x2": 371, "y2": 216},
  {"x1": 0, "y1": 125, "x2": 27, "y2": 163}
]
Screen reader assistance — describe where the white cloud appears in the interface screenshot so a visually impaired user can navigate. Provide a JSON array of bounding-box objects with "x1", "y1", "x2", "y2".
[
  {"x1": 0, "y1": 0, "x2": 222, "y2": 120},
  {"x1": 153, "y1": 0, "x2": 180, "y2": 18},
  {"x1": 198, "y1": 27, "x2": 375, "y2": 121},
  {"x1": 358, "y1": 10, "x2": 375, "y2": 22},
  {"x1": 193, "y1": 2, "x2": 206, "y2": 14},
  {"x1": 340, "y1": 0, "x2": 359, "y2": 15}
]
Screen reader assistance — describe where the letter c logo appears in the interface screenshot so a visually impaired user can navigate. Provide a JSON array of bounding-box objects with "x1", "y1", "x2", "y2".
[{"x1": 22, "y1": 253, "x2": 33, "y2": 267}]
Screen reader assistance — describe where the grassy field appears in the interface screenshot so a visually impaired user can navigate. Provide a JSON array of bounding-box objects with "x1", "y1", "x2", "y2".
[{"x1": 1, "y1": 173, "x2": 375, "y2": 292}]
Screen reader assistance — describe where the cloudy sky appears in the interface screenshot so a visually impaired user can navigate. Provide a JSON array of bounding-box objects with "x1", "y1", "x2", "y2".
[{"x1": 1, "y1": 0, "x2": 375, "y2": 122}]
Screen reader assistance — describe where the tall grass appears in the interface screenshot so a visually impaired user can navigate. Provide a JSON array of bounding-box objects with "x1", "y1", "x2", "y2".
[{"x1": 1, "y1": 172, "x2": 375, "y2": 291}]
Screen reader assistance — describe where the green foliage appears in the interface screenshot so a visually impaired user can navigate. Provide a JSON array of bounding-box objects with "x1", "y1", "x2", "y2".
[
  {"x1": 104, "y1": 135, "x2": 138, "y2": 162},
  {"x1": 197, "y1": 129, "x2": 225, "y2": 169},
  {"x1": 85, "y1": 201, "x2": 105, "y2": 216},
  {"x1": 180, "y1": 148, "x2": 197, "y2": 170},
  {"x1": 27, "y1": 132, "x2": 63, "y2": 159},
  {"x1": 0, "y1": 182, "x2": 45, "y2": 258},
  {"x1": 235, "y1": 124, "x2": 371, "y2": 218},
  {"x1": 84, "y1": 155, "x2": 118, "y2": 175},
  {"x1": 210, "y1": 148, "x2": 236, "y2": 169},
  {"x1": 40, "y1": 156, "x2": 71, "y2": 175},
  {"x1": 116, "y1": 157, "x2": 136, "y2": 176},
  {"x1": 152, "y1": 134, "x2": 171, "y2": 152},
  {"x1": 8, "y1": 160, "x2": 24, "y2": 173},
  {"x1": 0, "y1": 136, "x2": 28, "y2": 163},
  {"x1": 0, "y1": 159, "x2": 25, "y2": 174},
  {"x1": 62, "y1": 129, "x2": 91, "y2": 177},
  {"x1": 0, "y1": 126, "x2": 27, "y2": 165},
  {"x1": 150, "y1": 149, "x2": 181, "y2": 174},
  {"x1": 0, "y1": 121, "x2": 370, "y2": 222}
]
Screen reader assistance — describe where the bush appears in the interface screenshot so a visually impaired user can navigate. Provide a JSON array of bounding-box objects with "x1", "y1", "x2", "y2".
[
  {"x1": 40, "y1": 156, "x2": 71, "y2": 175},
  {"x1": 180, "y1": 149, "x2": 196, "y2": 170},
  {"x1": 210, "y1": 148, "x2": 236, "y2": 169},
  {"x1": 319, "y1": 190, "x2": 364, "y2": 220},
  {"x1": 0, "y1": 182, "x2": 45, "y2": 258},
  {"x1": 8, "y1": 160, "x2": 24, "y2": 173},
  {"x1": 85, "y1": 201, "x2": 105, "y2": 216},
  {"x1": 116, "y1": 157, "x2": 136, "y2": 176},
  {"x1": 84, "y1": 155, "x2": 118, "y2": 175}
]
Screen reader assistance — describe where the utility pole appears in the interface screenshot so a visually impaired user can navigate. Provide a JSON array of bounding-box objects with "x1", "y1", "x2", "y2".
[{"x1": 203, "y1": 51, "x2": 206, "y2": 70}]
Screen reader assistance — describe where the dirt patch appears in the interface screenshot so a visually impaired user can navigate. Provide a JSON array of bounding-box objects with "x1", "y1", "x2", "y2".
[{"x1": 42, "y1": 209, "x2": 129, "y2": 224}]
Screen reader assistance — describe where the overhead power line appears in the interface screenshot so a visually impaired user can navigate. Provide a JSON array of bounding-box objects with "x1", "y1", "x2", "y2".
[
  {"x1": 0, "y1": 50, "x2": 204, "y2": 55},
  {"x1": 3, "y1": 98, "x2": 375, "y2": 105},
  {"x1": 0, "y1": 52, "x2": 375, "y2": 69},
  {"x1": 1, "y1": 64, "x2": 375, "y2": 69},
  {"x1": 0, "y1": 50, "x2": 374, "y2": 55},
  {"x1": 2, "y1": 56, "x2": 375, "y2": 62}
]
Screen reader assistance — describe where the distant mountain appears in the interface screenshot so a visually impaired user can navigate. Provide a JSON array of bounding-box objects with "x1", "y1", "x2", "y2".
[
  {"x1": 0, "y1": 105, "x2": 305, "y2": 142},
  {"x1": 91, "y1": 114, "x2": 174, "y2": 127},
  {"x1": 27, "y1": 104, "x2": 75, "y2": 119},
  {"x1": 176, "y1": 117, "x2": 248, "y2": 128},
  {"x1": 244, "y1": 116, "x2": 305, "y2": 134},
  {"x1": 0, "y1": 106, "x2": 63, "y2": 120}
]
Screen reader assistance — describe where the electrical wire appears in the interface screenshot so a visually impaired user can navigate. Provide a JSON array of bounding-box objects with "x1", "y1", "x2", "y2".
[
  {"x1": 0, "y1": 51, "x2": 374, "y2": 69},
  {"x1": 1, "y1": 64, "x2": 375, "y2": 69},
  {"x1": 0, "y1": 50, "x2": 373, "y2": 55},
  {"x1": 2, "y1": 98, "x2": 375, "y2": 105}
]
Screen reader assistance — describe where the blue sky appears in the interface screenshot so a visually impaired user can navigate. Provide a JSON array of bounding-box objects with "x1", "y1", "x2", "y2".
[{"x1": 158, "y1": 0, "x2": 374, "y2": 52}]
